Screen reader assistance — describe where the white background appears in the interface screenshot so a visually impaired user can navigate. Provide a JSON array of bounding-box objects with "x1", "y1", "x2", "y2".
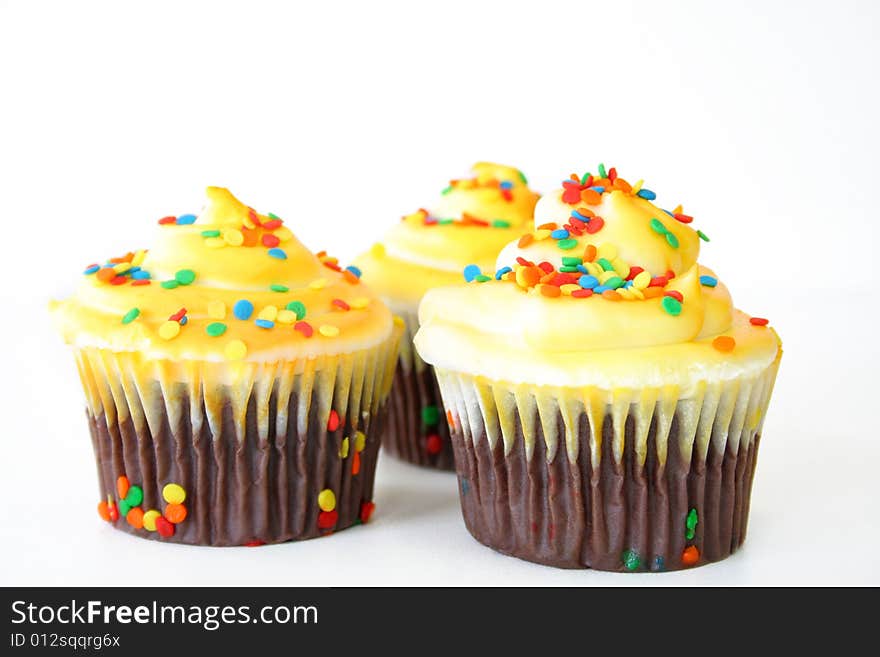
[{"x1": 0, "y1": 0, "x2": 877, "y2": 586}]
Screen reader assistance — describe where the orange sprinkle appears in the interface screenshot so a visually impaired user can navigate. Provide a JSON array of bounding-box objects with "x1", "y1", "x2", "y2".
[
  {"x1": 536, "y1": 222, "x2": 558, "y2": 231},
  {"x1": 241, "y1": 227, "x2": 259, "y2": 247},
  {"x1": 164, "y1": 503, "x2": 187, "y2": 524},
  {"x1": 342, "y1": 270, "x2": 360, "y2": 284},
  {"x1": 539, "y1": 272, "x2": 556, "y2": 284},
  {"x1": 577, "y1": 206, "x2": 595, "y2": 218},
  {"x1": 602, "y1": 289, "x2": 622, "y2": 301},
  {"x1": 518, "y1": 233, "x2": 534, "y2": 248},
  {"x1": 116, "y1": 476, "x2": 130, "y2": 500},
  {"x1": 581, "y1": 189, "x2": 602, "y2": 205},
  {"x1": 643, "y1": 287, "x2": 664, "y2": 299},
  {"x1": 96, "y1": 267, "x2": 116, "y2": 282},
  {"x1": 352, "y1": 452, "x2": 361, "y2": 475},
  {"x1": 583, "y1": 244, "x2": 597, "y2": 262},
  {"x1": 97, "y1": 500, "x2": 111, "y2": 521},
  {"x1": 446, "y1": 409, "x2": 455, "y2": 429},
  {"x1": 126, "y1": 507, "x2": 144, "y2": 529},
  {"x1": 516, "y1": 266, "x2": 542, "y2": 288},
  {"x1": 712, "y1": 336, "x2": 736, "y2": 352},
  {"x1": 539, "y1": 284, "x2": 561, "y2": 298},
  {"x1": 613, "y1": 178, "x2": 632, "y2": 193},
  {"x1": 681, "y1": 545, "x2": 700, "y2": 566}
]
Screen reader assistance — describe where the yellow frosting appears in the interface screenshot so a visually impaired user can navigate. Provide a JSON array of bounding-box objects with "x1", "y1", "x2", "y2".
[
  {"x1": 353, "y1": 162, "x2": 540, "y2": 307},
  {"x1": 51, "y1": 187, "x2": 395, "y2": 365},
  {"x1": 415, "y1": 169, "x2": 782, "y2": 394}
]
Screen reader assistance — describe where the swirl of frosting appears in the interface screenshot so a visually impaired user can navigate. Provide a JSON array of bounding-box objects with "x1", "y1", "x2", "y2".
[
  {"x1": 415, "y1": 166, "x2": 781, "y2": 389},
  {"x1": 51, "y1": 187, "x2": 394, "y2": 363},
  {"x1": 353, "y1": 162, "x2": 540, "y2": 306}
]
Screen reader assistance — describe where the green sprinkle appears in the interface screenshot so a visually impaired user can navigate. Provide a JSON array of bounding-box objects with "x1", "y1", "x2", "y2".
[
  {"x1": 557, "y1": 238, "x2": 578, "y2": 250},
  {"x1": 562, "y1": 256, "x2": 582, "y2": 267},
  {"x1": 622, "y1": 549, "x2": 641, "y2": 571},
  {"x1": 267, "y1": 212, "x2": 280, "y2": 220},
  {"x1": 598, "y1": 163, "x2": 607, "y2": 178},
  {"x1": 605, "y1": 276, "x2": 624, "y2": 289},
  {"x1": 124, "y1": 485, "x2": 143, "y2": 507},
  {"x1": 285, "y1": 301, "x2": 306, "y2": 320},
  {"x1": 559, "y1": 266, "x2": 580, "y2": 273},
  {"x1": 597, "y1": 257, "x2": 615, "y2": 271},
  {"x1": 206, "y1": 322, "x2": 227, "y2": 337},
  {"x1": 201, "y1": 229, "x2": 221, "y2": 238},
  {"x1": 686, "y1": 508, "x2": 699, "y2": 540},
  {"x1": 697, "y1": 230, "x2": 710, "y2": 242},
  {"x1": 441, "y1": 185, "x2": 453, "y2": 195},
  {"x1": 580, "y1": 172, "x2": 591, "y2": 184},
  {"x1": 661, "y1": 296, "x2": 682, "y2": 316},
  {"x1": 422, "y1": 405, "x2": 440, "y2": 426},
  {"x1": 161, "y1": 280, "x2": 179, "y2": 290},
  {"x1": 665, "y1": 232, "x2": 680, "y2": 249},
  {"x1": 174, "y1": 269, "x2": 196, "y2": 285},
  {"x1": 474, "y1": 274, "x2": 491, "y2": 282},
  {"x1": 438, "y1": 218, "x2": 454, "y2": 225},
  {"x1": 517, "y1": 171, "x2": 528, "y2": 185},
  {"x1": 491, "y1": 219, "x2": 511, "y2": 228},
  {"x1": 118, "y1": 500, "x2": 131, "y2": 517},
  {"x1": 649, "y1": 218, "x2": 667, "y2": 234},
  {"x1": 270, "y1": 284, "x2": 289, "y2": 293},
  {"x1": 121, "y1": 308, "x2": 140, "y2": 325}
]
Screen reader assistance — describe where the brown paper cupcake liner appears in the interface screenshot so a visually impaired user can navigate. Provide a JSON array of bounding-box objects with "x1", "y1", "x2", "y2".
[
  {"x1": 382, "y1": 307, "x2": 454, "y2": 470},
  {"x1": 75, "y1": 335, "x2": 399, "y2": 546},
  {"x1": 435, "y1": 356, "x2": 780, "y2": 571}
]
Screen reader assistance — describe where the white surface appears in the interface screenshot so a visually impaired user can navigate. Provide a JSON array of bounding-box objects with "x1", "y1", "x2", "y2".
[{"x1": 1, "y1": 0, "x2": 878, "y2": 586}]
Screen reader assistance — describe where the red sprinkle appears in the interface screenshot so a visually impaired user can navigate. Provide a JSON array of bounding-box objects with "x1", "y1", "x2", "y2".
[
  {"x1": 426, "y1": 434, "x2": 443, "y2": 455},
  {"x1": 665, "y1": 269, "x2": 676, "y2": 280},
  {"x1": 247, "y1": 208, "x2": 261, "y2": 227},
  {"x1": 626, "y1": 266, "x2": 644, "y2": 281},
  {"x1": 294, "y1": 321, "x2": 314, "y2": 338},
  {"x1": 750, "y1": 317, "x2": 769, "y2": 326},
  {"x1": 107, "y1": 502, "x2": 119, "y2": 522},
  {"x1": 515, "y1": 256, "x2": 533, "y2": 267},
  {"x1": 169, "y1": 307, "x2": 187, "y2": 322},
  {"x1": 327, "y1": 410, "x2": 340, "y2": 432},
  {"x1": 537, "y1": 261, "x2": 554, "y2": 274},
  {"x1": 664, "y1": 290, "x2": 684, "y2": 303},
  {"x1": 244, "y1": 540, "x2": 266, "y2": 547},
  {"x1": 331, "y1": 298, "x2": 350, "y2": 311},
  {"x1": 359, "y1": 501, "x2": 375, "y2": 524},
  {"x1": 674, "y1": 213, "x2": 693, "y2": 224},
  {"x1": 571, "y1": 289, "x2": 594, "y2": 298},
  {"x1": 155, "y1": 516, "x2": 175, "y2": 538},
  {"x1": 131, "y1": 279, "x2": 151, "y2": 286},
  {"x1": 261, "y1": 219, "x2": 282, "y2": 230},
  {"x1": 317, "y1": 510, "x2": 338, "y2": 529},
  {"x1": 158, "y1": 216, "x2": 177, "y2": 225},
  {"x1": 110, "y1": 276, "x2": 127, "y2": 285},
  {"x1": 649, "y1": 276, "x2": 668, "y2": 287},
  {"x1": 585, "y1": 217, "x2": 605, "y2": 234},
  {"x1": 261, "y1": 233, "x2": 281, "y2": 248}
]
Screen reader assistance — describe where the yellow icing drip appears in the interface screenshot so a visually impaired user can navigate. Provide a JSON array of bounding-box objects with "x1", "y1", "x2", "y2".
[{"x1": 51, "y1": 187, "x2": 396, "y2": 366}]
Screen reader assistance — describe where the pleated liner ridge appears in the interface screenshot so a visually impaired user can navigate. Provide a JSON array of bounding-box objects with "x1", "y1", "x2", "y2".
[
  {"x1": 384, "y1": 306, "x2": 454, "y2": 470},
  {"x1": 73, "y1": 334, "x2": 399, "y2": 546},
  {"x1": 435, "y1": 354, "x2": 781, "y2": 571}
]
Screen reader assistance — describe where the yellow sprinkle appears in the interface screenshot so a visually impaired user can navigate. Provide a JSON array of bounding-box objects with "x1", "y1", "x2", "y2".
[
  {"x1": 223, "y1": 228, "x2": 244, "y2": 246},
  {"x1": 274, "y1": 226, "x2": 293, "y2": 242},
  {"x1": 142, "y1": 510, "x2": 161, "y2": 531},
  {"x1": 113, "y1": 262, "x2": 131, "y2": 274},
  {"x1": 533, "y1": 229, "x2": 551, "y2": 241},
  {"x1": 673, "y1": 204, "x2": 683, "y2": 215},
  {"x1": 309, "y1": 278, "x2": 327, "y2": 290},
  {"x1": 207, "y1": 300, "x2": 226, "y2": 320},
  {"x1": 319, "y1": 324, "x2": 340, "y2": 337},
  {"x1": 224, "y1": 339, "x2": 247, "y2": 360},
  {"x1": 158, "y1": 320, "x2": 180, "y2": 340},
  {"x1": 633, "y1": 271, "x2": 652, "y2": 289},
  {"x1": 242, "y1": 214, "x2": 256, "y2": 229},
  {"x1": 205, "y1": 237, "x2": 226, "y2": 249},
  {"x1": 354, "y1": 430, "x2": 366, "y2": 452},
  {"x1": 629, "y1": 287, "x2": 645, "y2": 300},
  {"x1": 612, "y1": 258, "x2": 631, "y2": 278},
  {"x1": 258, "y1": 305, "x2": 278, "y2": 322},
  {"x1": 317, "y1": 489, "x2": 336, "y2": 512},
  {"x1": 598, "y1": 270, "x2": 617, "y2": 285},
  {"x1": 350, "y1": 297, "x2": 370, "y2": 309},
  {"x1": 276, "y1": 309, "x2": 296, "y2": 324},
  {"x1": 393, "y1": 316, "x2": 404, "y2": 328},
  {"x1": 560, "y1": 283, "x2": 580, "y2": 295},
  {"x1": 617, "y1": 287, "x2": 636, "y2": 300},
  {"x1": 370, "y1": 243, "x2": 385, "y2": 257},
  {"x1": 338, "y1": 437, "x2": 350, "y2": 458},
  {"x1": 131, "y1": 250, "x2": 147, "y2": 267},
  {"x1": 597, "y1": 243, "x2": 618, "y2": 260},
  {"x1": 585, "y1": 262, "x2": 603, "y2": 277},
  {"x1": 162, "y1": 483, "x2": 186, "y2": 504},
  {"x1": 632, "y1": 179, "x2": 644, "y2": 194}
]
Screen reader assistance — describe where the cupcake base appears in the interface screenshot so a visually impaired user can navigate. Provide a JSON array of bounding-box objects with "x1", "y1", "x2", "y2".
[
  {"x1": 453, "y1": 412, "x2": 760, "y2": 571},
  {"x1": 89, "y1": 393, "x2": 387, "y2": 546}
]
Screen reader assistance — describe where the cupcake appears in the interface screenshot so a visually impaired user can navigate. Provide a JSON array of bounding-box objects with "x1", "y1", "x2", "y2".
[
  {"x1": 415, "y1": 165, "x2": 782, "y2": 571},
  {"x1": 51, "y1": 187, "x2": 401, "y2": 545},
  {"x1": 354, "y1": 162, "x2": 539, "y2": 469}
]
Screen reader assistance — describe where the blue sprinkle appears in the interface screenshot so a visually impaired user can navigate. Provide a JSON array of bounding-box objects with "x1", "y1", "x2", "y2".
[
  {"x1": 461, "y1": 479, "x2": 470, "y2": 495},
  {"x1": 495, "y1": 266, "x2": 512, "y2": 280},
  {"x1": 267, "y1": 248, "x2": 287, "y2": 260},
  {"x1": 593, "y1": 285, "x2": 609, "y2": 294},
  {"x1": 131, "y1": 270, "x2": 151, "y2": 280},
  {"x1": 571, "y1": 209, "x2": 591, "y2": 221},
  {"x1": 662, "y1": 208, "x2": 675, "y2": 217},
  {"x1": 499, "y1": 180, "x2": 513, "y2": 190},
  {"x1": 83, "y1": 265, "x2": 100, "y2": 275},
  {"x1": 345, "y1": 265, "x2": 362, "y2": 278},
  {"x1": 550, "y1": 228, "x2": 570, "y2": 239},
  {"x1": 653, "y1": 556, "x2": 665, "y2": 572},
  {"x1": 700, "y1": 275, "x2": 718, "y2": 288},
  {"x1": 623, "y1": 280, "x2": 634, "y2": 288},
  {"x1": 590, "y1": 186, "x2": 605, "y2": 193},
  {"x1": 176, "y1": 214, "x2": 197, "y2": 225},
  {"x1": 255, "y1": 319, "x2": 274, "y2": 329},
  {"x1": 127, "y1": 266, "x2": 140, "y2": 274},
  {"x1": 233, "y1": 299, "x2": 254, "y2": 320},
  {"x1": 578, "y1": 275, "x2": 599, "y2": 289},
  {"x1": 179, "y1": 316, "x2": 188, "y2": 326},
  {"x1": 576, "y1": 265, "x2": 589, "y2": 274},
  {"x1": 463, "y1": 264, "x2": 482, "y2": 282},
  {"x1": 637, "y1": 189, "x2": 656, "y2": 200}
]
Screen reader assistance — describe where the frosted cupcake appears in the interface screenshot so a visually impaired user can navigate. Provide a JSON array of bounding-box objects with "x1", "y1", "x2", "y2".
[
  {"x1": 354, "y1": 163, "x2": 539, "y2": 469},
  {"x1": 51, "y1": 187, "x2": 401, "y2": 545},
  {"x1": 415, "y1": 165, "x2": 782, "y2": 571}
]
